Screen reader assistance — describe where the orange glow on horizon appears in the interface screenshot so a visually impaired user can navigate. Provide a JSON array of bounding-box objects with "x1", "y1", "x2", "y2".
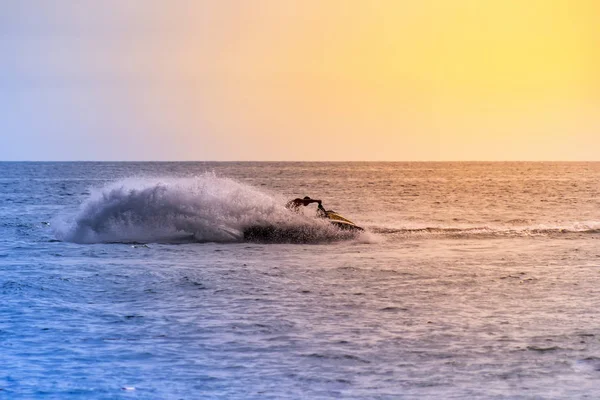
[{"x1": 6, "y1": 1, "x2": 598, "y2": 160}]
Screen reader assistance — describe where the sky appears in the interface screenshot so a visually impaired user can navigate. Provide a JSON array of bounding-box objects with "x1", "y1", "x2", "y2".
[{"x1": 1, "y1": 0, "x2": 599, "y2": 161}]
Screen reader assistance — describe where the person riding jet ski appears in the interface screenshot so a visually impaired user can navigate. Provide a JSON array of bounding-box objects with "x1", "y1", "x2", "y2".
[
  {"x1": 286, "y1": 196, "x2": 323, "y2": 212},
  {"x1": 286, "y1": 196, "x2": 363, "y2": 231}
]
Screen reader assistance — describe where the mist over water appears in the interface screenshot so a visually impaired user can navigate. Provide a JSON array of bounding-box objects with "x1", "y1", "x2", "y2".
[{"x1": 1, "y1": 162, "x2": 600, "y2": 399}]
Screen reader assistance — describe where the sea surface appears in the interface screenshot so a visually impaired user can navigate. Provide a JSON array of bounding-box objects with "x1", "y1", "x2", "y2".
[{"x1": 1, "y1": 162, "x2": 600, "y2": 399}]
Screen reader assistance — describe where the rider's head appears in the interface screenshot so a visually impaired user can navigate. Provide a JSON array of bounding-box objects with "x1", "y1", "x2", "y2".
[{"x1": 302, "y1": 196, "x2": 311, "y2": 205}]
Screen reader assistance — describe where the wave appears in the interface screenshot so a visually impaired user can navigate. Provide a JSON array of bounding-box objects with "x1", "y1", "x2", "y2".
[
  {"x1": 53, "y1": 174, "x2": 357, "y2": 244},
  {"x1": 371, "y1": 223, "x2": 600, "y2": 238}
]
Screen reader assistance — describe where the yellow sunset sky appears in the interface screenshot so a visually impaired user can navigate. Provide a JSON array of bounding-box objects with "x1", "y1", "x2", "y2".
[{"x1": 2, "y1": 0, "x2": 599, "y2": 160}]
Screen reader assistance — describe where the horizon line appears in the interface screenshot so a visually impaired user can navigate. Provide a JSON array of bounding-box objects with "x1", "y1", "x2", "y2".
[{"x1": 1, "y1": 160, "x2": 599, "y2": 163}]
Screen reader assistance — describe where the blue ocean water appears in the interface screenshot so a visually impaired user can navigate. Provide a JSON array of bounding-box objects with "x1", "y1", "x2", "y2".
[{"x1": 1, "y1": 162, "x2": 600, "y2": 399}]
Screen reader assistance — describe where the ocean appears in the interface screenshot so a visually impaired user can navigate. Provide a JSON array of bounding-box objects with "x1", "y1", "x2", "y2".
[{"x1": 1, "y1": 162, "x2": 599, "y2": 399}]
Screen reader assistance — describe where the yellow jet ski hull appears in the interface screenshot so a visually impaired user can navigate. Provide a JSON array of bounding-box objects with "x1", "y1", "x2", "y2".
[{"x1": 324, "y1": 210, "x2": 364, "y2": 231}]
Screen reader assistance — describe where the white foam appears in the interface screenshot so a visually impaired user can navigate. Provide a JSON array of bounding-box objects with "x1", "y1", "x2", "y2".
[
  {"x1": 353, "y1": 230, "x2": 383, "y2": 244},
  {"x1": 53, "y1": 174, "x2": 341, "y2": 244}
]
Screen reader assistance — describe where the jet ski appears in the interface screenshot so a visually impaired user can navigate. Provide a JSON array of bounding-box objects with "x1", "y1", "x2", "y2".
[{"x1": 243, "y1": 202, "x2": 363, "y2": 242}]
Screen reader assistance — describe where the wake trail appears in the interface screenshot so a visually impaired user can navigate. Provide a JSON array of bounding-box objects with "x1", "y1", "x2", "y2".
[{"x1": 371, "y1": 222, "x2": 600, "y2": 239}]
